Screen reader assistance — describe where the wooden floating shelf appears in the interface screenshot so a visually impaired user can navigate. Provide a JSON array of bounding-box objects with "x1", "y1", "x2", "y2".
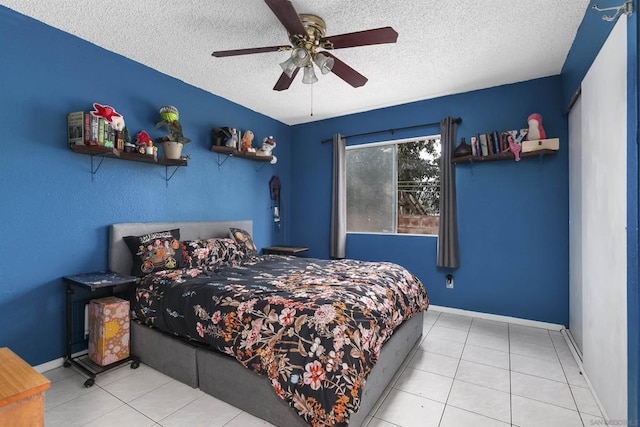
[
  {"x1": 70, "y1": 145, "x2": 187, "y2": 166},
  {"x1": 452, "y1": 149, "x2": 557, "y2": 164},
  {"x1": 210, "y1": 145, "x2": 273, "y2": 163}
]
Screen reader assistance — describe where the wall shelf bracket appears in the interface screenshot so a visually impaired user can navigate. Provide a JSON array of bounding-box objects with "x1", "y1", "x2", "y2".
[
  {"x1": 215, "y1": 153, "x2": 232, "y2": 168},
  {"x1": 165, "y1": 165, "x2": 182, "y2": 187},
  {"x1": 592, "y1": 1, "x2": 633, "y2": 21},
  {"x1": 90, "y1": 154, "x2": 107, "y2": 181}
]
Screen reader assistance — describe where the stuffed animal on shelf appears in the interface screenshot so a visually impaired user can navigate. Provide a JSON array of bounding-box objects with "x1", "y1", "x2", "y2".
[
  {"x1": 257, "y1": 136, "x2": 277, "y2": 164},
  {"x1": 90, "y1": 102, "x2": 122, "y2": 123},
  {"x1": 91, "y1": 103, "x2": 130, "y2": 150},
  {"x1": 224, "y1": 128, "x2": 239, "y2": 148},
  {"x1": 526, "y1": 113, "x2": 546, "y2": 140},
  {"x1": 241, "y1": 130, "x2": 255, "y2": 152}
]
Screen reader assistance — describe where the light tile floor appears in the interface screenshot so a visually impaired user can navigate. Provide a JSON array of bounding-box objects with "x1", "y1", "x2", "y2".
[{"x1": 43, "y1": 310, "x2": 605, "y2": 426}]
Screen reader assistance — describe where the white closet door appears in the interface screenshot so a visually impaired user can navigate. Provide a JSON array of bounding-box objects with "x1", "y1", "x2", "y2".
[
  {"x1": 568, "y1": 95, "x2": 583, "y2": 354},
  {"x1": 580, "y1": 17, "x2": 627, "y2": 420}
]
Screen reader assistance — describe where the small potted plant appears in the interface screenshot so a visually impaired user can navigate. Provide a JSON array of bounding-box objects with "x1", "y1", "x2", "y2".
[{"x1": 155, "y1": 105, "x2": 190, "y2": 160}]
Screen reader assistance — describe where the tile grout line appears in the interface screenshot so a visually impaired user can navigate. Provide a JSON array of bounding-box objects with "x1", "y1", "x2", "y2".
[
  {"x1": 370, "y1": 310, "x2": 441, "y2": 425},
  {"x1": 435, "y1": 317, "x2": 471, "y2": 427},
  {"x1": 92, "y1": 377, "x2": 161, "y2": 426},
  {"x1": 549, "y1": 329, "x2": 587, "y2": 427},
  {"x1": 97, "y1": 374, "x2": 199, "y2": 426}
]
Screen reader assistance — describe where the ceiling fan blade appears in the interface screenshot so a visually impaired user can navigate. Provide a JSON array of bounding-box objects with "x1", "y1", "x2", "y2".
[
  {"x1": 264, "y1": 0, "x2": 306, "y2": 36},
  {"x1": 321, "y1": 27, "x2": 398, "y2": 49},
  {"x1": 212, "y1": 45, "x2": 290, "y2": 57},
  {"x1": 322, "y1": 52, "x2": 368, "y2": 88},
  {"x1": 273, "y1": 68, "x2": 300, "y2": 91}
]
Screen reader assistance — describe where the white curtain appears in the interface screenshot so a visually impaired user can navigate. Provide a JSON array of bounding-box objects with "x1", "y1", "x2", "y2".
[{"x1": 330, "y1": 134, "x2": 346, "y2": 259}]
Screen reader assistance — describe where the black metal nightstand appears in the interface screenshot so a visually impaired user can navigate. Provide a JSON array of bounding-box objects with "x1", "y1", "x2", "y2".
[{"x1": 62, "y1": 271, "x2": 140, "y2": 387}]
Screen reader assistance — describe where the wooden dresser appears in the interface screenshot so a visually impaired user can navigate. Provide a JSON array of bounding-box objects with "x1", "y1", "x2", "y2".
[{"x1": 0, "y1": 347, "x2": 50, "y2": 427}]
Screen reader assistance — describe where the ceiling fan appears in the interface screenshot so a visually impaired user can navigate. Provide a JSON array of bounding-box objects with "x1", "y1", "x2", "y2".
[{"x1": 211, "y1": 0, "x2": 398, "y2": 91}]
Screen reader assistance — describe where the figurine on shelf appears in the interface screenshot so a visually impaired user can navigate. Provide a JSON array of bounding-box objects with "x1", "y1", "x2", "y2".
[
  {"x1": 211, "y1": 127, "x2": 238, "y2": 148},
  {"x1": 241, "y1": 130, "x2": 255, "y2": 152},
  {"x1": 135, "y1": 130, "x2": 154, "y2": 155},
  {"x1": 257, "y1": 136, "x2": 278, "y2": 164},
  {"x1": 226, "y1": 128, "x2": 239, "y2": 148},
  {"x1": 526, "y1": 113, "x2": 546, "y2": 140},
  {"x1": 506, "y1": 133, "x2": 521, "y2": 161}
]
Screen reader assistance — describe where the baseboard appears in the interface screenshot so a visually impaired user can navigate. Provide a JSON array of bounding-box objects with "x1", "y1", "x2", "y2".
[
  {"x1": 34, "y1": 357, "x2": 64, "y2": 373},
  {"x1": 33, "y1": 350, "x2": 86, "y2": 374},
  {"x1": 562, "y1": 328, "x2": 583, "y2": 363},
  {"x1": 428, "y1": 305, "x2": 565, "y2": 331},
  {"x1": 561, "y1": 330, "x2": 609, "y2": 422}
]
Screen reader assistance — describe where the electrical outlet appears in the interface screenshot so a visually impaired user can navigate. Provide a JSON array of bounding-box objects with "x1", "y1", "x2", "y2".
[{"x1": 446, "y1": 274, "x2": 454, "y2": 289}]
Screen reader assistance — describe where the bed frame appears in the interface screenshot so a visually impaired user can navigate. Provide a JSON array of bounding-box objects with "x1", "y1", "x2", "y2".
[{"x1": 109, "y1": 220, "x2": 424, "y2": 427}]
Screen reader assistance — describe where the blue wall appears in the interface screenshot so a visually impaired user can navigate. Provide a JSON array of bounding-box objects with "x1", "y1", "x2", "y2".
[
  {"x1": 290, "y1": 77, "x2": 569, "y2": 325},
  {"x1": 0, "y1": 7, "x2": 292, "y2": 365}
]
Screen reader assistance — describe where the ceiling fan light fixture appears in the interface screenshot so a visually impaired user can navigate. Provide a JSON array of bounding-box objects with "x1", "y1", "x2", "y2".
[
  {"x1": 313, "y1": 53, "x2": 334, "y2": 74},
  {"x1": 291, "y1": 47, "x2": 311, "y2": 67},
  {"x1": 302, "y1": 65, "x2": 318, "y2": 84},
  {"x1": 279, "y1": 57, "x2": 297, "y2": 78}
]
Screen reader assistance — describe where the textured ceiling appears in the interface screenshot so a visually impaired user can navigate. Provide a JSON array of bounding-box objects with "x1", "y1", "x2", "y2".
[{"x1": 2, "y1": 0, "x2": 590, "y2": 125}]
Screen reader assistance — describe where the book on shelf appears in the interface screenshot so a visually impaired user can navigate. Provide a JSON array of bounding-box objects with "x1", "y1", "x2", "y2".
[
  {"x1": 67, "y1": 111, "x2": 85, "y2": 147},
  {"x1": 68, "y1": 111, "x2": 118, "y2": 149},
  {"x1": 89, "y1": 114, "x2": 99, "y2": 145},
  {"x1": 486, "y1": 133, "x2": 495, "y2": 155},
  {"x1": 103, "y1": 120, "x2": 114, "y2": 148},
  {"x1": 499, "y1": 132, "x2": 507, "y2": 152},
  {"x1": 115, "y1": 130, "x2": 124, "y2": 151},
  {"x1": 479, "y1": 133, "x2": 489, "y2": 156},
  {"x1": 492, "y1": 131, "x2": 501, "y2": 153},
  {"x1": 83, "y1": 112, "x2": 91, "y2": 145},
  {"x1": 98, "y1": 118, "x2": 105, "y2": 146}
]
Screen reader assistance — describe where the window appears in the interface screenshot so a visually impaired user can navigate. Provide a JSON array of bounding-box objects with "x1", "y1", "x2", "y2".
[{"x1": 345, "y1": 136, "x2": 441, "y2": 235}]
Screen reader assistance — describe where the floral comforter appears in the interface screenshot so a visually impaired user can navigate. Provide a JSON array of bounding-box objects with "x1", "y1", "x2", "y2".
[{"x1": 134, "y1": 255, "x2": 429, "y2": 426}]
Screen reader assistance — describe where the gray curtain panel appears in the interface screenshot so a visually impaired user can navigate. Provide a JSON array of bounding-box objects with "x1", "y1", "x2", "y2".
[
  {"x1": 330, "y1": 134, "x2": 346, "y2": 259},
  {"x1": 437, "y1": 117, "x2": 460, "y2": 268}
]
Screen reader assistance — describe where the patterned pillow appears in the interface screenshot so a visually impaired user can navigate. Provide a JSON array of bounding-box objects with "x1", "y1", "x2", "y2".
[
  {"x1": 180, "y1": 239, "x2": 214, "y2": 269},
  {"x1": 124, "y1": 229, "x2": 183, "y2": 277},
  {"x1": 211, "y1": 238, "x2": 245, "y2": 266},
  {"x1": 229, "y1": 228, "x2": 257, "y2": 257},
  {"x1": 181, "y1": 238, "x2": 244, "y2": 269}
]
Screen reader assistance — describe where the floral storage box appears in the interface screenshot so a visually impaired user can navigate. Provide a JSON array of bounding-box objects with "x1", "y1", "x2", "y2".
[{"x1": 88, "y1": 296, "x2": 130, "y2": 366}]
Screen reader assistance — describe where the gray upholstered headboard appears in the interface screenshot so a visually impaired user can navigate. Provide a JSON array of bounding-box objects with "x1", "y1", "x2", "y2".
[{"x1": 108, "y1": 220, "x2": 253, "y2": 275}]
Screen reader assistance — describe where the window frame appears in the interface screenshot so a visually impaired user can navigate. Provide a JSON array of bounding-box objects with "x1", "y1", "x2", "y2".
[{"x1": 345, "y1": 134, "x2": 441, "y2": 237}]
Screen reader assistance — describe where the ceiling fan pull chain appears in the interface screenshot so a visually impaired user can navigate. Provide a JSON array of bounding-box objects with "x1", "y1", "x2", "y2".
[{"x1": 310, "y1": 83, "x2": 314, "y2": 117}]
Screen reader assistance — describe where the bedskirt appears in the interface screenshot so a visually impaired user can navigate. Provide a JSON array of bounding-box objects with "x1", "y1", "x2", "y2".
[{"x1": 130, "y1": 310, "x2": 424, "y2": 427}]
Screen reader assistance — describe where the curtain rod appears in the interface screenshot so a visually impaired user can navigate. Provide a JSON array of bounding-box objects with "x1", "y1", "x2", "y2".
[{"x1": 320, "y1": 117, "x2": 462, "y2": 144}]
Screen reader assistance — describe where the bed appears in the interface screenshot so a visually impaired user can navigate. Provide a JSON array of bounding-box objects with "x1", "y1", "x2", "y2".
[{"x1": 108, "y1": 220, "x2": 428, "y2": 427}]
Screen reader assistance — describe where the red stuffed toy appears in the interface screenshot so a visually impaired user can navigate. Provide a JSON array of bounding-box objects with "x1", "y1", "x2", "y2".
[{"x1": 526, "y1": 113, "x2": 546, "y2": 140}]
